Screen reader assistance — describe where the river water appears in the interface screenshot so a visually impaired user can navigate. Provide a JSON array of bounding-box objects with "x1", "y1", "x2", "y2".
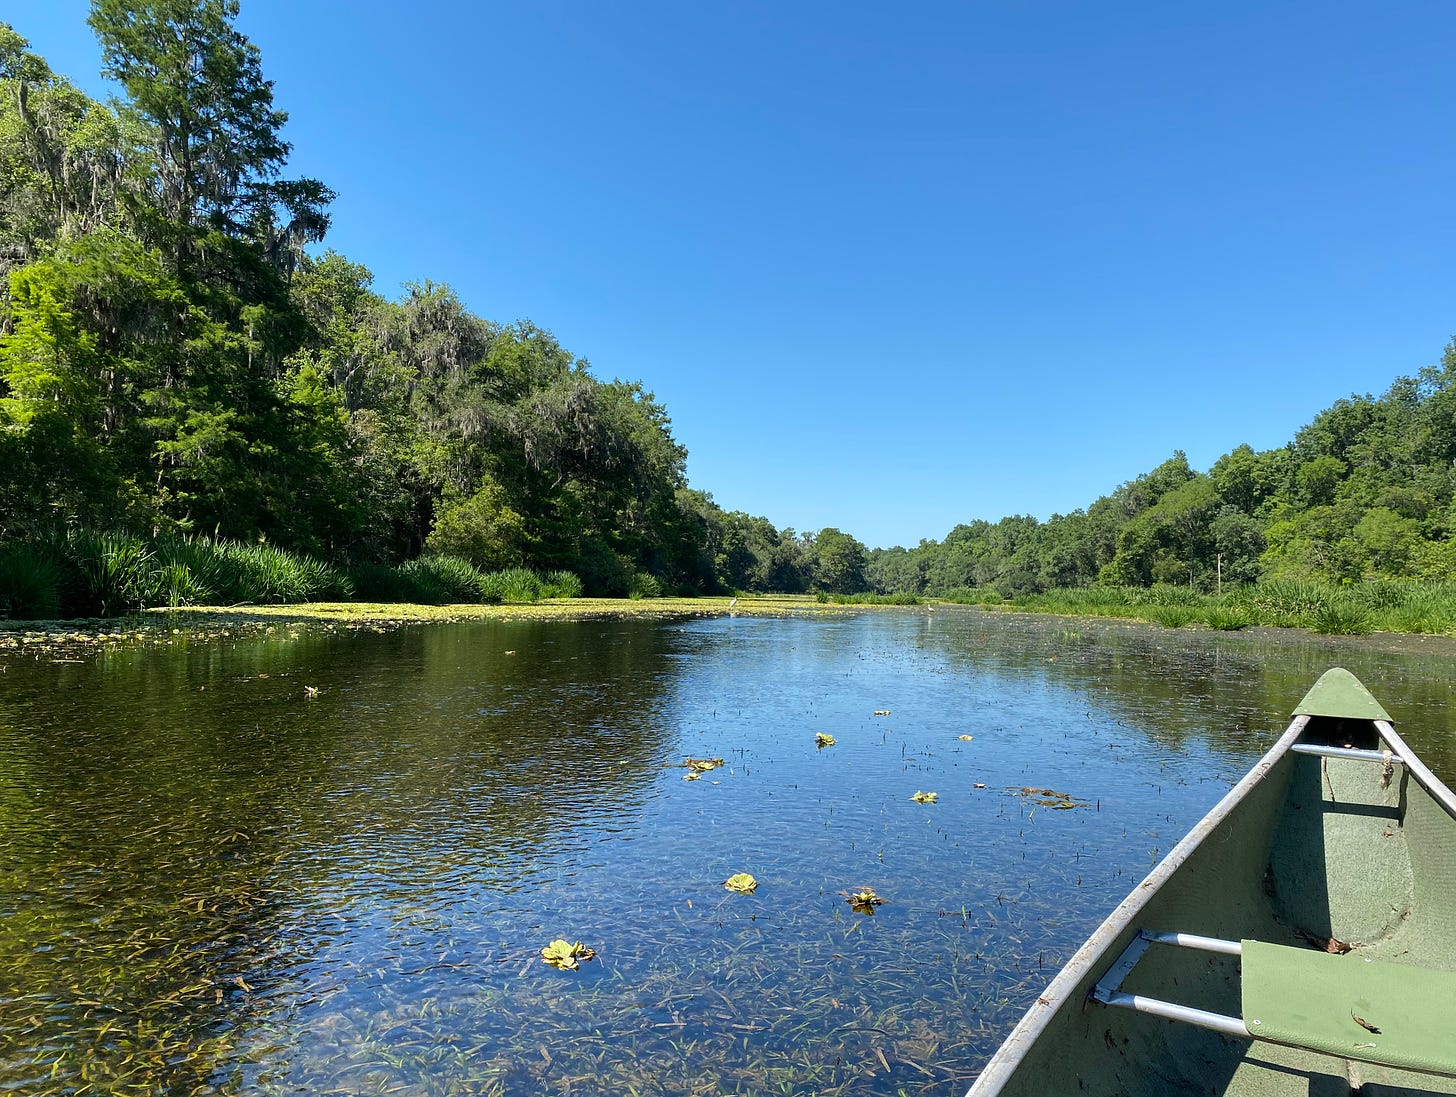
[{"x1": 1, "y1": 608, "x2": 1453, "y2": 1095}]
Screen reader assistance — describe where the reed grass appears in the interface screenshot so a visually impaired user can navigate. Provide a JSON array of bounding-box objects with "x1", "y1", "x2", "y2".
[
  {"x1": 823, "y1": 591, "x2": 922, "y2": 605},
  {"x1": 0, "y1": 531, "x2": 583, "y2": 619}
]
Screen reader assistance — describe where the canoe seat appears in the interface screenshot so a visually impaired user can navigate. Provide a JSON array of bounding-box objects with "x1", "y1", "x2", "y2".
[
  {"x1": 1090, "y1": 930, "x2": 1456, "y2": 1076},
  {"x1": 1242, "y1": 939, "x2": 1456, "y2": 1076}
]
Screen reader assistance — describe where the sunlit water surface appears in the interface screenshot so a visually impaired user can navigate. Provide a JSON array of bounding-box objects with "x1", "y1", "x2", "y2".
[{"x1": 2, "y1": 609, "x2": 1454, "y2": 1095}]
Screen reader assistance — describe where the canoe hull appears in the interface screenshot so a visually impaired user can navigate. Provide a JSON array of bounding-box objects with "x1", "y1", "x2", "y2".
[{"x1": 968, "y1": 675, "x2": 1456, "y2": 1097}]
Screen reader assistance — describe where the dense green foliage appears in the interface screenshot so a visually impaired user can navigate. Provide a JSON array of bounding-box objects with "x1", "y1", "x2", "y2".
[
  {"x1": 865, "y1": 355, "x2": 1456, "y2": 600},
  {"x1": 5, "y1": 5, "x2": 1456, "y2": 622},
  {"x1": 0, "y1": 528, "x2": 585, "y2": 620},
  {"x1": 0, "y1": 8, "x2": 836, "y2": 613}
]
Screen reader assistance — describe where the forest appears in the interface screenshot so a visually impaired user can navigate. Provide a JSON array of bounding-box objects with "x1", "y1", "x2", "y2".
[{"x1": 3, "y1": 2, "x2": 1456, "y2": 617}]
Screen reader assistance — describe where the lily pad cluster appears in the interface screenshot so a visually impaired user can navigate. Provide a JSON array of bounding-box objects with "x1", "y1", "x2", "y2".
[
  {"x1": 1008, "y1": 786, "x2": 1089, "y2": 810},
  {"x1": 540, "y1": 939, "x2": 597, "y2": 970},
  {"x1": 910, "y1": 791, "x2": 938, "y2": 804},
  {"x1": 723, "y1": 872, "x2": 758, "y2": 894},
  {"x1": 680, "y1": 756, "x2": 725, "y2": 781},
  {"x1": 815, "y1": 733, "x2": 836, "y2": 748}
]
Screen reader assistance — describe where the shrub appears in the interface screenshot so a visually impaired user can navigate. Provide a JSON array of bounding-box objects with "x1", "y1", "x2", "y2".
[
  {"x1": 1203, "y1": 607, "x2": 1254, "y2": 631},
  {"x1": 1147, "y1": 605, "x2": 1194, "y2": 628},
  {"x1": 1312, "y1": 602, "x2": 1372, "y2": 635},
  {"x1": 938, "y1": 587, "x2": 1001, "y2": 605},
  {"x1": 541, "y1": 570, "x2": 583, "y2": 599},
  {"x1": 493, "y1": 567, "x2": 545, "y2": 602},
  {"x1": 0, "y1": 540, "x2": 64, "y2": 619},
  {"x1": 62, "y1": 529, "x2": 153, "y2": 617},
  {"x1": 630, "y1": 572, "x2": 664, "y2": 599}
]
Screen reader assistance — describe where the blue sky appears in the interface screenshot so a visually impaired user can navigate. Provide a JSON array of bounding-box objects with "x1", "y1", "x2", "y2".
[{"x1": 14, "y1": 1, "x2": 1456, "y2": 549}]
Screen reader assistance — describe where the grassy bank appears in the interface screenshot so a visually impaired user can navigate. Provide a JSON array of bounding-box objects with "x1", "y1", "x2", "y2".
[
  {"x1": 0, "y1": 595, "x2": 859, "y2": 658},
  {"x1": 0, "y1": 531, "x2": 584, "y2": 620},
  {"x1": 937, "y1": 579, "x2": 1456, "y2": 636}
]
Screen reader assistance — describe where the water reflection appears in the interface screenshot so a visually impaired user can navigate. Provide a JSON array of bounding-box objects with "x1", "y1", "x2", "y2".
[{"x1": 0, "y1": 609, "x2": 1452, "y2": 1094}]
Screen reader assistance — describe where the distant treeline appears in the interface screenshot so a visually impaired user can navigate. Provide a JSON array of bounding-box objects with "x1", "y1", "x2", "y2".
[{"x1": 864, "y1": 350, "x2": 1456, "y2": 598}]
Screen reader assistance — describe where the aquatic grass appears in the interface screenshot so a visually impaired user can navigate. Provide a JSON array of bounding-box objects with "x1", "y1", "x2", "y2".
[
  {"x1": 0, "y1": 540, "x2": 65, "y2": 620},
  {"x1": 1228, "y1": 580, "x2": 1330, "y2": 629},
  {"x1": 541, "y1": 570, "x2": 583, "y2": 599},
  {"x1": 826, "y1": 591, "x2": 922, "y2": 605},
  {"x1": 1146, "y1": 604, "x2": 1195, "y2": 628},
  {"x1": 629, "y1": 572, "x2": 664, "y2": 600},
  {"x1": 1202, "y1": 606, "x2": 1254, "y2": 631},
  {"x1": 1009, "y1": 586, "x2": 1140, "y2": 619},
  {"x1": 61, "y1": 529, "x2": 154, "y2": 617},
  {"x1": 939, "y1": 586, "x2": 1002, "y2": 605},
  {"x1": 1311, "y1": 600, "x2": 1373, "y2": 635}
]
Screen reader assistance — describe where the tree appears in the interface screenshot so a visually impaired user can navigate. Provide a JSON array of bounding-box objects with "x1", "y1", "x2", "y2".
[
  {"x1": 87, "y1": 0, "x2": 332, "y2": 271},
  {"x1": 810, "y1": 528, "x2": 868, "y2": 593},
  {"x1": 0, "y1": 23, "x2": 128, "y2": 279}
]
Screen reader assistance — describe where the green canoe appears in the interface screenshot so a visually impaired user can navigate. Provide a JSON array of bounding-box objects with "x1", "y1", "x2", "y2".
[{"x1": 967, "y1": 669, "x2": 1456, "y2": 1097}]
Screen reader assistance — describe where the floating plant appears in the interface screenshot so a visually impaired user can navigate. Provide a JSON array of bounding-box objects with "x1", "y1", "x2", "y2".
[
  {"x1": 540, "y1": 939, "x2": 597, "y2": 970},
  {"x1": 843, "y1": 887, "x2": 886, "y2": 914},
  {"x1": 1008, "y1": 786, "x2": 1090, "y2": 809}
]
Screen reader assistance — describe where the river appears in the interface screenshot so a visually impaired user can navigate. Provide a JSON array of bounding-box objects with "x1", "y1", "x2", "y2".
[{"x1": 1, "y1": 607, "x2": 1453, "y2": 1095}]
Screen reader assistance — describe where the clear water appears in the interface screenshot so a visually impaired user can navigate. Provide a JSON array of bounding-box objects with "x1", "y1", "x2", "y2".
[{"x1": 2, "y1": 609, "x2": 1453, "y2": 1095}]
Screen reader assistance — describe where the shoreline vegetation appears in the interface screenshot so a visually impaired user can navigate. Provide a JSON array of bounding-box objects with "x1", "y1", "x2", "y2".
[
  {"x1": 9, "y1": 579, "x2": 1456, "y2": 664},
  {"x1": 10, "y1": 11, "x2": 1456, "y2": 620}
]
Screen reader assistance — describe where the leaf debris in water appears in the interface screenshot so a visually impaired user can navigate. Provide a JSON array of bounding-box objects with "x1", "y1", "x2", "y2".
[
  {"x1": 843, "y1": 888, "x2": 886, "y2": 914},
  {"x1": 910, "y1": 791, "x2": 938, "y2": 804},
  {"x1": 815, "y1": 733, "x2": 836, "y2": 748},
  {"x1": 1007, "y1": 786, "x2": 1089, "y2": 809},
  {"x1": 680, "y1": 756, "x2": 725, "y2": 780},
  {"x1": 724, "y1": 873, "x2": 758, "y2": 894},
  {"x1": 539, "y1": 939, "x2": 597, "y2": 970},
  {"x1": 957, "y1": 735, "x2": 974, "y2": 741}
]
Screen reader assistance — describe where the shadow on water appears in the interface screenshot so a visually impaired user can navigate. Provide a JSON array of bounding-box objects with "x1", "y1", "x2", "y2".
[
  {"x1": 0, "y1": 608, "x2": 1453, "y2": 1094},
  {"x1": 0, "y1": 620, "x2": 679, "y2": 1095}
]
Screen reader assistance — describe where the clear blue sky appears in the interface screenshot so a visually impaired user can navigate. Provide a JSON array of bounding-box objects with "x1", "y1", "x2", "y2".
[{"x1": 15, "y1": 1, "x2": 1456, "y2": 549}]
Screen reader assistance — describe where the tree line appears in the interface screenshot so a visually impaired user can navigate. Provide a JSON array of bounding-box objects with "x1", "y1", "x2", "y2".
[
  {"x1": 863, "y1": 351, "x2": 1456, "y2": 598},
  {"x1": 4, "y1": 3, "x2": 1455, "y2": 610},
  {"x1": 0, "y1": 4, "x2": 858, "y2": 600}
]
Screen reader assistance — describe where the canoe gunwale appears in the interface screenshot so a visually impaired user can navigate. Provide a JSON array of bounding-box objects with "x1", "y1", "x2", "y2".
[
  {"x1": 963, "y1": 713, "x2": 1314, "y2": 1096},
  {"x1": 1375, "y1": 717, "x2": 1456, "y2": 822}
]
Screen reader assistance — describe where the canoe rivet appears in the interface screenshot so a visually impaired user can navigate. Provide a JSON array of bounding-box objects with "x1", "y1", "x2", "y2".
[{"x1": 1251, "y1": 1019, "x2": 1261, "y2": 1026}]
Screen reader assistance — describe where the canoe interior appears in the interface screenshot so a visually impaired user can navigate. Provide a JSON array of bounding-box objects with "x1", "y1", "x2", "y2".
[{"x1": 977, "y1": 713, "x2": 1456, "y2": 1097}]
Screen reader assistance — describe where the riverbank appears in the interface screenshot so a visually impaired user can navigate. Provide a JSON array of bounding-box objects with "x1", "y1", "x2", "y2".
[{"x1": 0, "y1": 595, "x2": 858, "y2": 659}]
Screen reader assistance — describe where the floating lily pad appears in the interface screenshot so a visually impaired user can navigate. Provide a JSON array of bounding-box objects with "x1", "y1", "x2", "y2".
[
  {"x1": 844, "y1": 887, "x2": 886, "y2": 914},
  {"x1": 910, "y1": 791, "x2": 938, "y2": 804},
  {"x1": 680, "y1": 756, "x2": 724, "y2": 774},
  {"x1": 815, "y1": 733, "x2": 836, "y2": 748},
  {"x1": 540, "y1": 939, "x2": 597, "y2": 970},
  {"x1": 724, "y1": 872, "x2": 758, "y2": 894}
]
